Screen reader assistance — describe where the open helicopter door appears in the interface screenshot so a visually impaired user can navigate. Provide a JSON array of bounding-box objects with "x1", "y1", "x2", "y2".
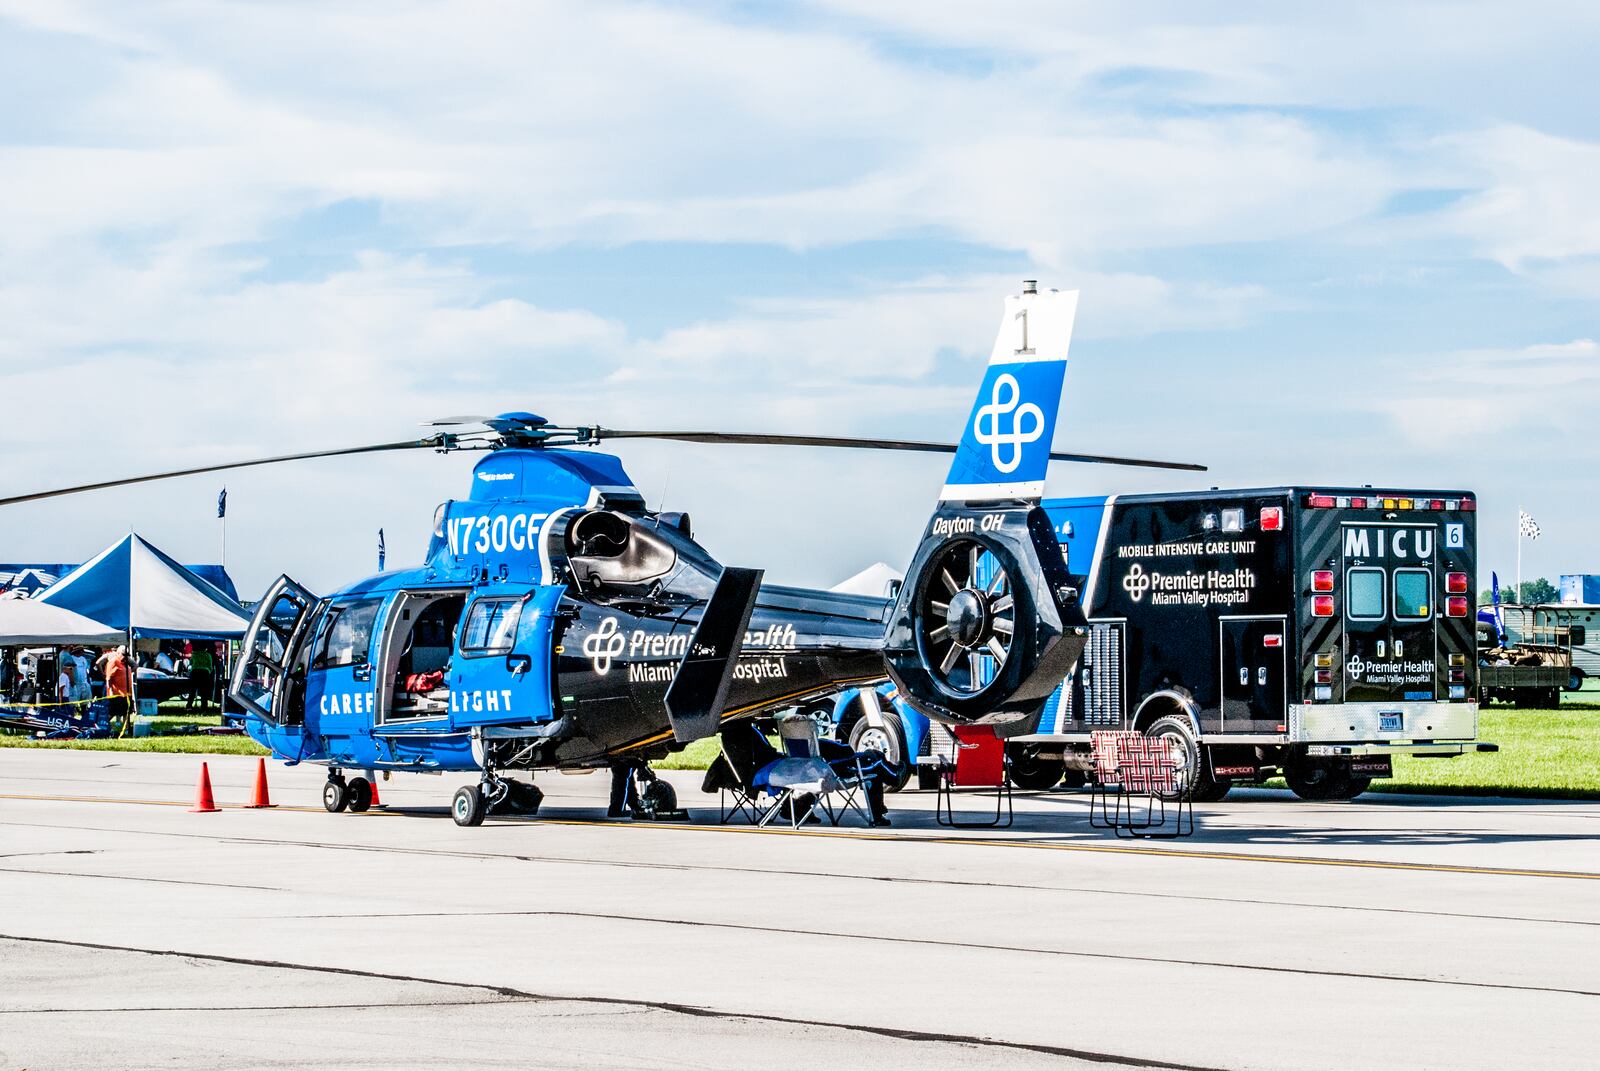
[
  {"x1": 448, "y1": 584, "x2": 566, "y2": 729},
  {"x1": 231, "y1": 575, "x2": 319, "y2": 723}
]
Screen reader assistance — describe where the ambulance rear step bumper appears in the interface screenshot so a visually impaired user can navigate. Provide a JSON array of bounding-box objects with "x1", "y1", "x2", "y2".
[{"x1": 1304, "y1": 742, "x2": 1499, "y2": 758}]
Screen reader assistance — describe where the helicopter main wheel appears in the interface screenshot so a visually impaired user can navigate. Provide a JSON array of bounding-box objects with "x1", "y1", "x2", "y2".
[
  {"x1": 917, "y1": 538, "x2": 1018, "y2": 699},
  {"x1": 637, "y1": 779, "x2": 677, "y2": 817},
  {"x1": 322, "y1": 778, "x2": 350, "y2": 813},
  {"x1": 452, "y1": 785, "x2": 487, "y2": 827},
  {"x1": 347, "y1": 777, "x2": 373, "y2": 813}
]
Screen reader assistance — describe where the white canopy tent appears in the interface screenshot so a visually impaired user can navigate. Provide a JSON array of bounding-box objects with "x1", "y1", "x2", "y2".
[
  {"x1": 0, "y1": 599, "x2": 124, "y2": 646},
  {"x1": 38, "y1": 534, "x2": 248, "y2": 640},
  {"x1": 830, "y1": 561, "x2": 904, "y2": 598}
]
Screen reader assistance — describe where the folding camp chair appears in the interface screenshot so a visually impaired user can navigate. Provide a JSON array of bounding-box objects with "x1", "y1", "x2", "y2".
[
  {"x1": 762, "y1": 713, "x2": 872, "y2": 827},
  {"x1": 1088, "y1": 730, "x2": 1142, "y2": 829},
  {"x1": 1112, "y1": 734, "x2": 1194, "y2": 839},
  {"x1": 934, "y1": 724, "x2": 1013, "y2": 828},
  {"x1": 700, "y1": 752, "x2": 770, "y2": 824}
]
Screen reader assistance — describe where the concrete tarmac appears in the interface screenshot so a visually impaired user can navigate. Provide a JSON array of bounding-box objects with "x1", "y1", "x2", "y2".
[{"x1": 1, "y1": 748, "x2": 1597, "y2": 1070}]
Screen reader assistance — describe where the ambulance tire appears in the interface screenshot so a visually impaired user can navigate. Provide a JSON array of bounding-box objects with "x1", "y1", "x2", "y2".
[
  {"x1": 347, "y1": 777, "x2": 373, "y2": 813},
  {"x1": 322, "y1": 780, "x2": 350, "y2": 813},
  {"x1": 1331, "y1": 774, "x2": 1372, "y2": 801},
  {"x1": 1284, "y1": 754, "x2": 1344, "y2": 801},
  {"x1": 452, "y1": 785, "x2": 487, "y2": 827},
  {"x1": 1059, "y1": 768, "x2": 1088, "y2": 790},
  {"x1": 1006, "y1": 745, "x2": 1064, "y2": 790},
  {"x1": 1192, "y1": 777, "x2": 1232, "y2": 802},
  {"x1": 848, "y1": 713, "x2": 913, "y2": 791},
  {"x1": 1146, "y1": 717, "x2": 1218, "y2": 802}
]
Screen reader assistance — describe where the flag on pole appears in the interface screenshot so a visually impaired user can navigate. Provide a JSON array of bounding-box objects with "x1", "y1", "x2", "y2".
[
  {"x1": 1518, "y1": 510, "x2": 1541, "y2": 539},
  {"x1": 216, "y1": 488, "x2": 227, "y2": 519},
  {"x1": 378, "y1": 528, "x2": 386, "y2": 571}
]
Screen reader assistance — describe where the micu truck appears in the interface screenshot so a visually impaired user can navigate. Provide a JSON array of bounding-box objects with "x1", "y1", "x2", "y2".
[{"x1": 833, "y1": 488, "x2": 1496, "y2": 801}]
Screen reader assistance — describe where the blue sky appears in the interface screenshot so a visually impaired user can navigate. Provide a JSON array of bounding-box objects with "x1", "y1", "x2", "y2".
[{"x1": 0, "y1": 1, "x2": 1595, "y2": 597}]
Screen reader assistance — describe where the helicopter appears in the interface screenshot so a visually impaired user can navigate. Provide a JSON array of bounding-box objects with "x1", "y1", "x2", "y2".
[{"x1": 2, "y1": 282, "x2": 1202, "y2": 825}]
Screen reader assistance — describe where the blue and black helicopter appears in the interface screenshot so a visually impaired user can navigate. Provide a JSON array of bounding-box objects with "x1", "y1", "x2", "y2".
[{"x1": 4, "y1": 284, "x2": 1200, "y2": 825}]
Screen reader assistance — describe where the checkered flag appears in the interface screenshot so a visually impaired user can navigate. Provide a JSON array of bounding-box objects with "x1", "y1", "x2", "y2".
[{"x1": 1518, "y1": 510, "x2": 1541, "y2": 540}]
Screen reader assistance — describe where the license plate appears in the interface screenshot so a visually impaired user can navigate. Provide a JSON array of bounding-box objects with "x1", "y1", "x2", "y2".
[{"x1": 1379, "y1": 712, "x2": 1403, "y2": 732}]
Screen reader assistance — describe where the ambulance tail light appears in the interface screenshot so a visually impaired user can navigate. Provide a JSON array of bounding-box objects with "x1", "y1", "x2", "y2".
[
  {"x1": 1264, "y1": 634, "x2": 1282, "y2": 648},
  {"x1": 1260, "y1": 506, "x2": 1283, "y2": 531},
  {"x1": 1350, "y1": 497, "x2": 1368, "y2": 509},
  {"x1": 1460, "y1": 498, "x2": 1476, "y2": 512},
  {"x1": 1312, "y1": 570, "x2": 1334, "y2": 593},
  {"x1": 1306, "y1": 494, "x2": 1336, "y2": 509},
  {"x1": 1446, "y1": 596, "x2": 1469, "y2": 617},
  {"x1": 1313, "y1": 685, "x2": 1333, "y2": 701},
  {"x1": 1449, "y1": 685, "x2": 1468, "y2": 700},
  {"x1": 1313, "y1": 595, "x2": 1335, "y2": 617},
  {"x1": 1315, "y1": 669, "x2": 1333, "y2": 685},
  {"x1": 1446, "y1": 572, "x2": 1469, "y2": 594}
]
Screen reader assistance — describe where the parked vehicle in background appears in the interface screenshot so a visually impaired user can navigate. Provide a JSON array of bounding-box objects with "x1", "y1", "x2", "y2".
[
  {"x1": 1477, "y1": 619, "x2": 1571, "y2": 707},
  {"x1": 1492, "y1": 603, "x2": 1598, "y2": 692}
]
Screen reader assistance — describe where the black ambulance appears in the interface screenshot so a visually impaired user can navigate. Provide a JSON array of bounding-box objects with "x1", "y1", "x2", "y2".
[{"x1": 1004, "y1": 488, "x2": 1496, "y2": 800}]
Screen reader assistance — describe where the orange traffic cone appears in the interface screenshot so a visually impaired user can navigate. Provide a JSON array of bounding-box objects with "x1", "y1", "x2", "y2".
[
  {"x1": 189, "y1": 762, "x2": 220, "y2": 813},
  {"x1": 368, "y1": 777, "x2": 382, "y2": 808},
  {"x1": 244, "y1": 758, "x2": 276, "y2": 809}
]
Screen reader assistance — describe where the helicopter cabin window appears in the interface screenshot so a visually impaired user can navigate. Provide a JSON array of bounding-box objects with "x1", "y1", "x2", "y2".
[
  {"x1": 461, "y1": 597, "x2": 523, "y2": 656},
  {"x1": 382, "y1": 591, "x2": 467, "y2": 721},
  {"x1": 311, "y1": 599, "x2": 383, "y2": 670}
]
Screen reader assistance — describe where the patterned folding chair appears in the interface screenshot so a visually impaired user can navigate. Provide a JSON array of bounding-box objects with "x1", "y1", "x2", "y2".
[
  {"x1": 1088, "y1": 730, "x2": 1142, "y2": 829},
  {"x1": 935, "y1": 724, "x2": 1013, "y2": 828},
  {"x1": 1112, "y1": 734, "x2": 1194, "y2": 839}
]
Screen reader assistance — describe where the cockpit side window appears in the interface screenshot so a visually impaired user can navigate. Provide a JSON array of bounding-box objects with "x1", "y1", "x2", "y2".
[
  {"x1": 311, "y1": 599, "x2": 382, "y2": 669},
  {"x1": 460, "y1": 597, "x2": 523, "y2": 656}
]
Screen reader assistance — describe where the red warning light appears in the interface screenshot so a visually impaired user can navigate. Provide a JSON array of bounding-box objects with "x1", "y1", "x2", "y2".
[{"x1": 1260, "y1": 507, "x2": 1283, "y2": 531}]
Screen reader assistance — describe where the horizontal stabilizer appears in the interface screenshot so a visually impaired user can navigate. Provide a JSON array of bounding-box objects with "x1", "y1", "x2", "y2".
[{"x1": 664, "y1": 566, "x2": 764, "y2": 743}]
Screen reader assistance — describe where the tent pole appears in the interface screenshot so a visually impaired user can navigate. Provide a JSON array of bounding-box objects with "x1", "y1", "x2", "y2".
[{"x1": 125, "y1": 625, "x2": 135, "y2": 738}]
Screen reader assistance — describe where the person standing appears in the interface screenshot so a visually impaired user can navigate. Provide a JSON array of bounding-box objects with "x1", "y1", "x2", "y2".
[
  {"x1": 98, "y1": 646, "x2": 132, "y2": 736},
  {"x1": 187, "y1": 644, "x2": 214, "y2": 711},
  {"x1": 71, "y1": 648, "x2": 92, "y2": 702}
]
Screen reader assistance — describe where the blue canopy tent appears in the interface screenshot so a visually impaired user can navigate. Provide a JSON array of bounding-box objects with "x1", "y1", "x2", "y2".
[{"x1": 38, "y1": 534, "x2": 249, "y2": 640}]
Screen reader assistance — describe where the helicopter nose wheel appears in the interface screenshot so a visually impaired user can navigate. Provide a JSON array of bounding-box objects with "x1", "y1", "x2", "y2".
[
  {"x1": 452, "y1": 785, "x2": 487, "y2": 827},
  {"x1": 919, "y1": 539, "x2": 1015, "y2": 697},
  {"x1": 322, "y1": 772, "x2": 349, "y2": 813}
]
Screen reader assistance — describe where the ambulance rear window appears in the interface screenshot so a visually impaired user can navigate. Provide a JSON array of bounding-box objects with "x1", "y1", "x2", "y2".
[
  {"x1": 1347, "y1": 568, "x2": 1385, "y2": 620},
  {"x1": 1394, "y1": 569, "x2": 1431, "y2": 619}
]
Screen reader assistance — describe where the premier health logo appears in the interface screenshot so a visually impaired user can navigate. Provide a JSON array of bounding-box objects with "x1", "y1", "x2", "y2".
[
  {"x1": 1122, "y1": 563, "x2": 1151, "y2": 602},
  {"x1": 582, "y1": 616, "x2": 626, "y2": 675},
  {"x1": 973, "y1": 373, "x2": 1044, "y2": 473}
]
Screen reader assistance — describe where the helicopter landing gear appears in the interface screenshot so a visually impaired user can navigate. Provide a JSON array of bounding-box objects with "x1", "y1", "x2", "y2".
[
  {"x1": 451, "y1": 785, "x2": 486, "y2": 827},
  {"x1": 453, "y1": 768, "x2": 512, "y2": 827},
  {"x1": 347, "y1": 776, "x2": 374, "y2": 813},
  {"x1": 322, "y1": 771, "x2": 349, "y2": 813},
  {"x1": 615, "y1": 763, "x2": 686, "y2": 822}
]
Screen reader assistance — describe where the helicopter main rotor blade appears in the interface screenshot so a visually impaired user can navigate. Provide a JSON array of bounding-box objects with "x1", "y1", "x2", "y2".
[
  {"x1": 0, "y1": 438, "x2": 451, "y2": 509},
  {"x1": 592, "y1": 429, "x2": 1206, "y2": 472}
]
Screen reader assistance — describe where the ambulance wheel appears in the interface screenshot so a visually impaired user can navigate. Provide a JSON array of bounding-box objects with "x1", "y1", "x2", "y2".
[
  {"x1": 1059, "y1": 768, "x2": 1088, "y2": 790},
  {"x1": 849, "y1": 714, "x2": 912, "y2": 791},
  {"x1": 347, "y1": 777, "x2": 373, "y2": 813},
  {"x1": 1145, "y1": 716, "x2": 1216, "y2": 802},
  {"x1": 452, "y1": 785, "x2": 487, "y2": 827},
  {"x1": 1331, "y1": 774, "x2": 1372, "y2": 801},
  {"x1": 1284, "y1": 754, "x2": 1345, "y2": 801},
  {"x1": 1192, "y1": 778, "x2": 1232, "y2": 802},
  {"x1": 322, "y1": 780, "x2": 350, "y2": 813},
  {"x1": 1006, "y1": 745, "x2": 1064, "y2": 790}
]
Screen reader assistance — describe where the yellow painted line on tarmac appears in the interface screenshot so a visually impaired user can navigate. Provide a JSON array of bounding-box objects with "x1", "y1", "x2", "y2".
[{"x1": 4, "y1": 790, "x2": 1598, "y2": 882}]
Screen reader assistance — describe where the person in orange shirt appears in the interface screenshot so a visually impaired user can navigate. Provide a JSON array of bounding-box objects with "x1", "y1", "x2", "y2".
[{"x1": 97, "y1": 646, "x2": 132, "y2": 736}]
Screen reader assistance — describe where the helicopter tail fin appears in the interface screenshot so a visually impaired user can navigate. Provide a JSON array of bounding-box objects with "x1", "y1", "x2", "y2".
[
  {"x1": 664, "y1": 566, "x2": 764, "y2": 743},
  {"x1": 882, "y1": 284, "x2": 1087, "y2": 729},
  {"x1": 939, "y1": 285, "x2": 1077, "y2": 504}
]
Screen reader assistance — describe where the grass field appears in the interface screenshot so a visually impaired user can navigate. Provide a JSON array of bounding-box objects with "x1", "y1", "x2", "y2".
[{"x1": 5, "y1": 699, "x2": 1596, "y2": 800}]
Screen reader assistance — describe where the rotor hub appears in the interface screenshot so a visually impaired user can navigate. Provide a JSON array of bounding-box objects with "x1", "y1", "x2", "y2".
[{"x1": 946, "y1": 588, "x2": 988, "y2": 647}]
